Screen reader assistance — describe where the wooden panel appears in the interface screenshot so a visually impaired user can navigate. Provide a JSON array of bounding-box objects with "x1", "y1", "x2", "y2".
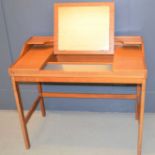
[
  {"x1": 115, "y1": 36, "x2": 143, "y2": 46},
  {"x1": 27, "y1": 36, "x2": 53, "y2": 45},
  {"x1": 14, "y1": 75, "x2": 145, "y2": 84},
  {"x1": 113, "y1": 46, "x2": 146, "y2": 72},
  {"x1": 42, "y1": 92, "x2": 137, "y2": 100},
  {"x1": 12, "y1": 46, "x2": 52, "y2": 71},
  {"x1": 55, "y1": 54, "x2": 113, "y2": 63}
]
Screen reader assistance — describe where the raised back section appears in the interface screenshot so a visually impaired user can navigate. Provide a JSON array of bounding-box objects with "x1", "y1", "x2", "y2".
[{"x1": 54, "y1": 2, "x2": 114, "y2": 55}]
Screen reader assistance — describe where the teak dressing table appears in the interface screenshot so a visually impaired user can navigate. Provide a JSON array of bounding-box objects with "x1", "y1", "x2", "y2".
[{"x1": 9, "y1": 2, "x2": 147, "y2": 155}]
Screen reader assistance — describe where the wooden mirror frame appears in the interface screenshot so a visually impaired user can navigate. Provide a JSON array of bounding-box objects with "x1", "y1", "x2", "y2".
[{"x1": 54, "y1": 2, "x2": 115, "y2": 55}]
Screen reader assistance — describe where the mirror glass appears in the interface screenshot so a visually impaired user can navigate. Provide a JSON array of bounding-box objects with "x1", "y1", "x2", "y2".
[
  {"x1": 54, "y1": 3, "x2": 114, "y2": 54},
  {"x1": 44, "y1": 64, "x2": 112, "y2": 72}
]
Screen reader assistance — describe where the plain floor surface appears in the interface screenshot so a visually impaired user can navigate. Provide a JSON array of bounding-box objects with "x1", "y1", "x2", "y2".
[{"x1": 0, "y1": 110, "x2": 155, "y2": 155}]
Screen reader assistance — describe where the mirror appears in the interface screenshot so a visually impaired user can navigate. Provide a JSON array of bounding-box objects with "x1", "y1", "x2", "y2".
[
  {"x1": 44, "y1": 64, "x2": 112, "y2": 72},
  {"x1": 54, "y1": 2, "x2": 114, "y2": 55}
]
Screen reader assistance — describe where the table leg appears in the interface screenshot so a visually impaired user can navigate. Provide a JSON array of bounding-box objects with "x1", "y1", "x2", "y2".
[
  {"x1": 38, "y1": 83, "x2": 46, "y2": 117},
  {"x1": 137, "y1": 81, "x2": 146, "y2": 155},
  {"x1": 11, "y1": 77, "x2": 30, "y2": 149},
  {"x1": 136, "y1": 84, "x2": 141, "y2": 121}
]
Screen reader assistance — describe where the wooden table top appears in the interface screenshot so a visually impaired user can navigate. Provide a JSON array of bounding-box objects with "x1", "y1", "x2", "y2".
[{"x1": 8, "y1": 36, "x2": 147, "y2": 84}]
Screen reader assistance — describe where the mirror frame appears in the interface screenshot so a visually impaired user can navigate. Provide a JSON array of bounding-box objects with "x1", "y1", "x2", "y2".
[{"x1": 54, "y1": 2, "x2": 115, "y2": 55}]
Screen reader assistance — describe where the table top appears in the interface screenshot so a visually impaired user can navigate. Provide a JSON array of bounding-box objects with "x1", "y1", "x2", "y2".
[{"x1": 9, "y1": 36, "x2": 147, "y2": 84}]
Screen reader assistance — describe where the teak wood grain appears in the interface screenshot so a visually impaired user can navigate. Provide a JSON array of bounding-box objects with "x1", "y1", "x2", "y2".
[
  {"x1": 10, "y1": 47, "x2": 52, "y2": 72},
  {"x1": 113, "y1": 46, "x2": 146, "y2": 72}
]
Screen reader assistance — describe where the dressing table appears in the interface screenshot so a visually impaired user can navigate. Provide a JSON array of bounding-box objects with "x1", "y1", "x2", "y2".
[{"x1": 9, "y1": 2, "x2": 147, "y2": 155}]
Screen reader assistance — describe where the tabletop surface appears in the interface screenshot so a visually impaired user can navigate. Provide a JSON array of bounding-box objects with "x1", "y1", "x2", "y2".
[{"x1": 9, "y1": 36, "x2": 147, "y2": 84}]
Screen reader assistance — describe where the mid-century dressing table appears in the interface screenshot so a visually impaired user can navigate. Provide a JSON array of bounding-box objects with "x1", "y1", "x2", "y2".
[{"x1": 9, "y1": 2, "x2": 147, "y2": 155}]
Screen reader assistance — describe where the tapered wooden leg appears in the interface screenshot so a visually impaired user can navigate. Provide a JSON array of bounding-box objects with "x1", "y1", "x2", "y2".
[
  {"x1": 137, "y1": 81, "x2": 146, "y2": 155},
  {"x1": 11, "y1": 77, "x2": 30, "y2": 149},
  {"x1": 136, "y1": 84, "x2": 141, "y2": 121},
  {"x1": 38, "y1": 83, "x2": 46, "y2": 117}
]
